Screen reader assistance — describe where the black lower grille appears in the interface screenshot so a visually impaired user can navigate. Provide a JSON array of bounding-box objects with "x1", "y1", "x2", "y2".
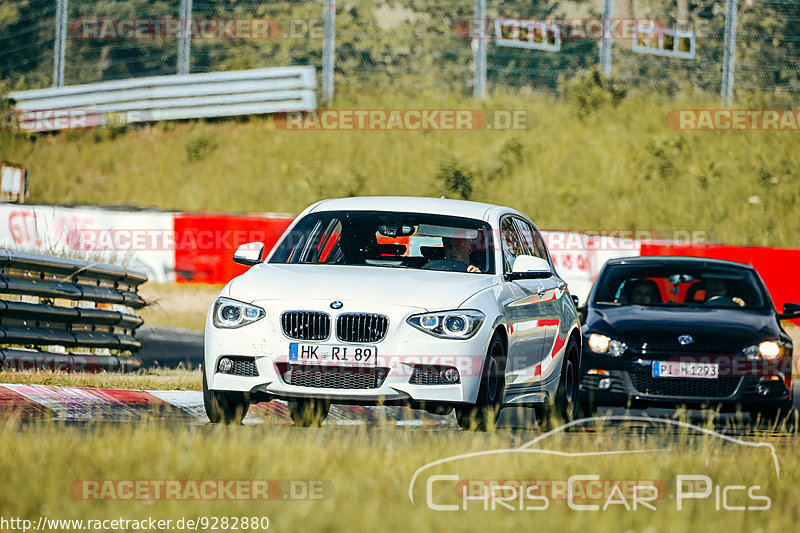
[
  {"x1": 283, "y1": 365, "x2": 388, "y2": 389},
  {"x1": 336, "y1": 313, "x2": 388, "y2": 343},
  {"x1": 218, "y1": 357, "x2": 259, "y2": 377},
  {"x1": 408, "y1": 365, "x2": 459, "y2": 385},
  {"x1": 629, "y1": 373, "x2": 740, "y2": 398},
  {"x1": 409, "y1": 366, "x2": 445, "y2": 385},
  {"x1": 281, "y1": 311, "x2": 330, "y2": 340}
]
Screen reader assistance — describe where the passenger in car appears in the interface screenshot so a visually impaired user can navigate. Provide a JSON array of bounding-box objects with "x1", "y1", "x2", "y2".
[{"x1": 625, "y1": 279, "x2": 662, "y2": 305}]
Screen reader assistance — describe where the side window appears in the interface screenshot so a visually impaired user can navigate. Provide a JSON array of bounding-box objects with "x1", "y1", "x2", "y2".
[
  {"x1": 529, "y1": 224, "x2": 550, "y2": 262},
  {"x1": 500, "y1": 217, "x2": 530, "y2": 272},
  {"x1": 511, "y1": 218, "x2": 541, "y2": 259}
]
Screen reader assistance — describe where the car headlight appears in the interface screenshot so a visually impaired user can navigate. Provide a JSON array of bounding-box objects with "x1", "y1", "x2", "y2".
[
  {"x1": 743, "y1": 341, "x2": 782, "y2": 360},
  {"x1": 407, "y1": 310, "x2": 485, "y2": 339},
  {"x1": 213, "y1": 297, "x2": 266, "y2": 329},
  {"x1": 587, "y1": 333, "x2": 627, "y2": 357}
]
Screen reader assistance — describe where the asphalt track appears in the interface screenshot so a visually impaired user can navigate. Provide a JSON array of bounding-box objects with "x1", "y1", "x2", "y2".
[
  {"x1": 1, "y1": 380, "x2": 798, "y2": 435},
  {"x1": 3, "y1": 327, "x2": 795, "y2": 433},
  {"x1": 136, "y1": 326, "x2": 204, "y2": 369}
]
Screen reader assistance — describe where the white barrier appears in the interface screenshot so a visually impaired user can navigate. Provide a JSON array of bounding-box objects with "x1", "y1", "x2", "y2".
[
  {"x1": 9, "y1": 66, "x2": 317, "y2": 131},
  {"x1": 0, "y1": 204, "x2": 175, "y2": 283}
]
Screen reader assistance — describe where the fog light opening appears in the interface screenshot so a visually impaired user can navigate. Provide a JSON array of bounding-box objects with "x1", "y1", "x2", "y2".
[
  {"x1": 218, "y1": 357, "x2": 233, "y2": 374},
  {"x1": 440, "y1": 367, "x2": 460, "y2": 384},
  {"x1": 756, "y1": 383, "x2": 770, "y2": 397},
  {"x1": 598, "y1": 378, "x2": 612, "y2": 390}
]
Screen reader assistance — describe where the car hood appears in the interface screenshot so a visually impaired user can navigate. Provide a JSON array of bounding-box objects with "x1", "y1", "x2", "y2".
[
  {"x1": 228, "y1": 264, "x2": 498, "y2": 311},
  {"x1": 587, "y1": 305, "x2": 778, "y2": 352}
]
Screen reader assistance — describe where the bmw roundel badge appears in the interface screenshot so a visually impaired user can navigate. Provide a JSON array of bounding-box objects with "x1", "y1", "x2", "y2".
[
  {"x1": 330, "y1": 301, "x2": 343, "y2": 310},
  {"x1": 678, "y1": 334, "x2": 694, "y2": 346}
]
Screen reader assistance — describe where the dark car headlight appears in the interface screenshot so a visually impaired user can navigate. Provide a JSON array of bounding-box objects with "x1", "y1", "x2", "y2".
[
  {"x1": 587, "y1": 333, "x2": 627, "y2": 357},
  {"x1": 213, "y1": 297, "x2": 265, "y2": 329},
  {"x1": 743, "y1": 341, "x2": 783, "y2": 360}
]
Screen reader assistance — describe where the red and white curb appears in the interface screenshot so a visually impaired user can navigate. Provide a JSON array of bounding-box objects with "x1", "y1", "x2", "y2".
[{"x1": 0, "y1": 384, "x2": 454, "y2": 426}]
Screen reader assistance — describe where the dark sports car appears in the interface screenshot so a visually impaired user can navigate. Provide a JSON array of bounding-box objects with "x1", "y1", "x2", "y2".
[{"x1": 578, "y1": 256, "x2": 800, "y2": 420}]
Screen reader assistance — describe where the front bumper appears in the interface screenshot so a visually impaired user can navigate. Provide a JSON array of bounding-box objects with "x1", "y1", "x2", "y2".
[
  {"x1": 205, "y1": 300, "x2": 497, "y2": 405},
  {"x1": 579, "y1": 354, "x2": 792, "y2": 410}
]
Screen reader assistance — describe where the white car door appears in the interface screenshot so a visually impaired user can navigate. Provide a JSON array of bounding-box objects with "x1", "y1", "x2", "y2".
[{"x1": 499, "y1": 216, "x2": 549, "y2": 374}]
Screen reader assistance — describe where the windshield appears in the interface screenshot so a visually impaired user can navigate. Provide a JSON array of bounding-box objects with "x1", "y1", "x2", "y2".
[
  {"x1": 593, "y1": 263, "x2": 769, "y2": 310},
  {"x1": 269, "y1": 210, "x2": 496, "y2": 274}
]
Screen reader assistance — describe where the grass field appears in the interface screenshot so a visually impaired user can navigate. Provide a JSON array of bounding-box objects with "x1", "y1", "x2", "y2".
[
  {"x1": 138, "y1": 283, "x2": 222, "y2": 332},
  {"x1": 0, "y1": 368, "x2": 201, "y2": 390},
  {"x1": 0, "y1": 416, "x2": 798, "y2": 533},
  {"x1": 1, "y1": 90, "x2": 798, "y2": 248}
]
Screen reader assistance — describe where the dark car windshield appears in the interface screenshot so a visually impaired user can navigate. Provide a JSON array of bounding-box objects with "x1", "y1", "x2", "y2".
[
  {"x1": 269, "y1": 210, "x2": 496, "y2": 274},
  {"x1": 593, "y1": 263, "x2": 769, "y2": 311}
]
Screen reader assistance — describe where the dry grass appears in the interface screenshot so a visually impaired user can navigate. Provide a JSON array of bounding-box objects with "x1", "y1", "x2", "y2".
[
  {"x1": 138, "y1": 282, "x2": 222, "y2": 331},
  {"x1": 0, "y1": 416, "x2": 798, "y2": 532},
  {"x1": 1, "y1": 91, "x2": 798, "y2": 248},
  {"x1": 0, "y1": 368, "x2": 201, "y2": 390}
]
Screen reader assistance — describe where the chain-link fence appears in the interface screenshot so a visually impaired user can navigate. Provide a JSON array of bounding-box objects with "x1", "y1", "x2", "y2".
[{"x1": 1, "y1": 1, "x2": 798, "y2": 104}]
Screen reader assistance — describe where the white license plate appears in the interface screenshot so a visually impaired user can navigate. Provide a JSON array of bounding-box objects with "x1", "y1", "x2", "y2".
[
  {"x1": 652, "y1": 362, "x2": 718, "y2": 379},
  {"x1": 289, "y1": 343, "x2": 377, "y2": 367}
]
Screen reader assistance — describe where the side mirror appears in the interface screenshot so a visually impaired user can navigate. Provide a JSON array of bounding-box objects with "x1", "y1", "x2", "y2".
[
  {"x1": 778, "y1": 302, "x2": 800, "y2": 320},
  {"x1": 233, "y1": 242, "x2": 264, "y2": 266},
  {"x1": 505, "y1": 255, "x2": 552, "y2": 281}
]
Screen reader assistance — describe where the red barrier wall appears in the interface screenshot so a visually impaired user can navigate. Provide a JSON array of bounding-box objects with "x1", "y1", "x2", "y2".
[
  {"x1": 640, "y1": 242, "x2": 800, "y2": 321},
  {"x1": 173, "y1": 213, "x2": 293, "y2": 284}
]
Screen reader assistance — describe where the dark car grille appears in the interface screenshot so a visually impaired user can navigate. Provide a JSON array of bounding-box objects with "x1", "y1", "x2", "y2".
[
  {"x1": 629, "y1": 373, "x2": 741, "y2": 399},
  {"x1": 281, "y1": 311, "x2": 330, "y2": 340},
  {"x1": 336, "y1": 313, "x2": 389, "y2": 343},
  {"x1": 282, "y1": 364, "x2": 389, "y2": 389}
]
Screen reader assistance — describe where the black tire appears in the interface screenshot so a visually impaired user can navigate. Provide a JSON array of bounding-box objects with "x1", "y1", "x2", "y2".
[
  {"x1": 749, "y1": 400, "x2": 794, "y2": 427},
  {"x1": 203, "y1": 365, "x2": 250, "y2": 424},
  {"x1": 288, "y1": 398, "x2": 331, "y2": 427},
  {"x1": 540, "y1": 339, "x2": 580, "y2": 429},
  {"x1": 578, "y1": 389, "x2": 596, "y2": 419},
  {"x1": 456, "y1": 333, "x2": 506, "y2": 431}
]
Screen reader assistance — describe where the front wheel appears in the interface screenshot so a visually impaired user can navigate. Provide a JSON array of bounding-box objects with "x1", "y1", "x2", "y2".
[
  {"x1": 288, "y1": 398, "x2": 331, "y2": 427},
  {"x1": 540, "y1": 339, "x2": 579, "y2": 429},
  {"x1": 749, "y1": 399, "x2": 794, "y2": 427},
  {"x1": 203, "y1": 365, "x2": 250, "y2": 424},
  {"x1": 456, "y1": 333, "x2": 506, "y2": 431}
]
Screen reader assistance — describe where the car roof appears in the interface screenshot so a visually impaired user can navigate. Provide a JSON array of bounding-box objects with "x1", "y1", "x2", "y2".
[
  {"x1": 308, "y1": 196, "x2": 520, "y2": 221},
  {"x1": 605, "y1": 255, "x2": 754, "y2": 270}
]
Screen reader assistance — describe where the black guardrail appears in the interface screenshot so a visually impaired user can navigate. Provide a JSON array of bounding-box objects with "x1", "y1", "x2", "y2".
[{"x1": 0, "y1": 249, "x2": 147, "y2": 372}]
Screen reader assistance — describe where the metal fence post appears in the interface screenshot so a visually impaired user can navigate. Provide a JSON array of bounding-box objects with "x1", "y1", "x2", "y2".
[
  {"x1": 473, "y1": 0, "x2": 487, "y2": 99},
  {"x1": 53, "y1": 0, "x2": 68, "y2": 87},
  {"x1": 721, "y1": 0, "x2": 739, "y2": 106},
  {"x1": 600, "y1": 0, "x2": 614, "y2": 78},
  {"x1": 177, "y1": 0, "x2": 193, "y2": 75},
  {"x1": 322, "y1": 0, "x2": 336, "y2": 104}
]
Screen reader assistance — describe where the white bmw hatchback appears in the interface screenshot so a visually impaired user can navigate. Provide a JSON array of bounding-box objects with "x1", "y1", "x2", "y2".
[{"x1": 204, "y1": 197, "x2": 582, "y2": 429}]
